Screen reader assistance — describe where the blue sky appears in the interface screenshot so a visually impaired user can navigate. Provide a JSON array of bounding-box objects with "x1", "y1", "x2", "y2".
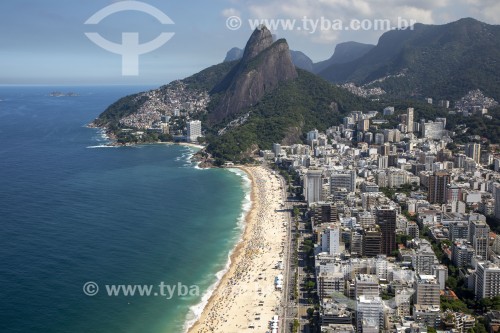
[{"x1": 1, "y1": 0, "x2": 498, "y2": 85}]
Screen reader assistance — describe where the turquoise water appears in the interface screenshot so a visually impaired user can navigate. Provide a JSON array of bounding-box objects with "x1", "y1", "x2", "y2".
[{"x1": 0, "y1": 86, "x2": 249, "y2": 333}]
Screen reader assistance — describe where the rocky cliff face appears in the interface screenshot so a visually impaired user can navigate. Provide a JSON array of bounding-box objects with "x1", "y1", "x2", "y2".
[
  {"x1": 241, "y1": 26, "x2": 274, "y2": 62},
  {"x1": 210, "y1": 26, "x2": 298, "y2": 123}
]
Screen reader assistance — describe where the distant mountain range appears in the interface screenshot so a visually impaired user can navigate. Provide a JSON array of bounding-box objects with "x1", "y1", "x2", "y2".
[
  {"x1": 313, "y1": 42, "x2": 375, "y2": 73},
  {"x1": 223, "y1": 41, "x2": 375, "y2": 74},
  {"x1": 318, "y1": 18, "x2": 500, "y2": 101},
  {"x1": 224, "y1": 18, "x2": 500, "y2": 101}
]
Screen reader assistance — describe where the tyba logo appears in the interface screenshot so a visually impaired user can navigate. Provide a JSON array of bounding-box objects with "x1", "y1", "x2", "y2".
[{"x1": 84, "y1": 1, "x2": 175, "y2": 76}]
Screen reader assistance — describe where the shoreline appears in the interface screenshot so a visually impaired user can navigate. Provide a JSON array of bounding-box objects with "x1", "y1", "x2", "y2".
[
  {"x1": 186, "y1": 166, "x2": 287, "y2": 333},
  {"x1": 87, "y1": 124, "x2": 206, "y2": 151},
  {"x1": 156, "y1": 141, "x2": 205, "y2": 151},
  {"x1": 174, "y1": 142, "x2": 205, "y2": 150},
  {"x1": 182, "y1": 167, "x2": 252, "y2": 332}
]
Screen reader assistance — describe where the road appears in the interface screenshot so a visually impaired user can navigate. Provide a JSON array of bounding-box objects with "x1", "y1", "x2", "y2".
[
  {"x1": 279, "y1": 172, "x2": 295, "y2": 333},
  {"x1": 267, "y1": 165, "x2": 309, "y2": 333}
]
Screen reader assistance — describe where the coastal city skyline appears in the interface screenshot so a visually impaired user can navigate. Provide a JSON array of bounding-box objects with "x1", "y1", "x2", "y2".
[
  {"x1": 0, "y1": 0, "x2": 499, "y2": 85},
  {"x1": 84, "y1": 18, "x2": 500, "y2": 331},
  {"x1": 3, "y1": 1, "x2": 500, "y2": 333}
]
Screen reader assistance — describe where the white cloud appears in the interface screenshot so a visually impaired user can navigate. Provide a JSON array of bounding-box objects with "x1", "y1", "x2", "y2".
[
  {"x1": 221, "y1": 8, "x2": 241, "y2": 18},
  {"x1": 245, "y1": 0, "x2": 438, "y2": 42},
  {"x1": 455, "y1": 0, "x2": 500, "y2": 24},
  {"x1": 393, "y1": 6, "x2": 434, "y2": 24},
  {"x1": 311, "y1": 30, "x2": 341, "y2": 44}
]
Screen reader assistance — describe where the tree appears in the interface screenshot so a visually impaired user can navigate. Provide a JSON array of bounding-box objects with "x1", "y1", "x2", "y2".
[
  {"x1": 470, "y1": 318, "x2": 488, "y2": 333},
  {"x1": 446, "y1": 276, "x2": 458, "y2": 290},
  {"x1": 158, "y1": 133, "x2": 173, "y2": 142},
  {"x1": 380, "y1": 187, "x2": 396, "y2": 199},
  {"x1": 305, "y1": 281, "x2": 315, "y2": 291},
  {"x1": 292, "y1": 319, "x2": 300, "y2": 333},
  {"x1": 440, "y1": 296, "x2": 470, "y2": 313},
  {"x1": 479, "y1": 296, "x2": 500, "y2": 311},
  {"x1": 396, "y1": 234, "x2": 409, "y2": 245},
  {"x1": 448, "y1": 264, "x2": 458, "y2": 276}
]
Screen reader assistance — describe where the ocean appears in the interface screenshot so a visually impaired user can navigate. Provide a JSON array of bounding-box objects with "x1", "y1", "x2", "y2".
[{"x1": 0, "y1": 86, "x2": 250, "y2": 333}]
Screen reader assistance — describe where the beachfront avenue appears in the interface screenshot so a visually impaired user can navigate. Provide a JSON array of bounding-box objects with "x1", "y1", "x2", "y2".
[{"x1": 83, "y1": 281, "x2": 200, "y2": 299}]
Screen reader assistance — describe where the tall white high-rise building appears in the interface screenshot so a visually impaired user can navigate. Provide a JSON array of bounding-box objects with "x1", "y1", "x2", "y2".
[
  {"x1": 413, "y1": 274, "x2": 440, "y2": 306},
  {"x1": 465, "y1": 143, "x2": 481, "y2": 164},
  {"x1": 331, "y1": 170, "x2": 357, "y2": 193},
  {"x1": 375, "y1": 255, "x2": 389, "y2": 280},
  {"x1": 469, "y1": 219, "x2": 490, "y2": 261},
  {"x1": 395, "y1": 288, "x2": 413, "y2": 318},
  {"x1": 475, "y1": 262, "x2": 500, "y2": 300},
  {"x1": 383, "y1": 107, "x2": 395, "y2": 115},
  {"x1": 355, "y1": 274, "x2": 380, "y2": 299},
  {"x1": 272, "y1": 143, "x2": 282, "y2": 156},
  {"x1": 432, "y1": 265, "x2": 448, "y2": 290},
  {"x1": 304, "y1": 169, "x2": 323, "y2": 205},
  {"x1": 422, "y1": 121, "x2": 444, "y2": 140},
  {"x1": 187, "y1": 120, "x2": 202, "y2": 143},
  {"x1": 378, "y1": 156, "x2": 388, "y2": 170},
  {"x1": 307, "y1": 129, "x2": 319, "y2": 144},
  {"x1": 374, "y1": 133, "x2": 385, "y2": 145},
  {"x1": 356, "y1": 295, "x2": 384, "y2": 333},
  {"x1": 406, "y1": 107, "x2": 414, "y2": 133},
  {"x1": 321, "y1": 225, "x2": 341, "y2": 255}
]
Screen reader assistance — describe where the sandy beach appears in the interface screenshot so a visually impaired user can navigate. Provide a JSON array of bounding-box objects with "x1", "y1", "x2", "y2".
[
  {"x1": 187, "y1": 166, "x2": 288, "y2": 333},
  {"x1": 175, "y1": 142, "x2": 205, "y2": 150}
]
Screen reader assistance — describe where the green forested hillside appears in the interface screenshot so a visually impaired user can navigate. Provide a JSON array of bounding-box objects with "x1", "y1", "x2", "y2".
[
  {"x1": 206, "y1": 70, "x2": 376, "y2": 163},
  {"x1": 320, "y1": 18, "x2": 500, "y2": 101}
]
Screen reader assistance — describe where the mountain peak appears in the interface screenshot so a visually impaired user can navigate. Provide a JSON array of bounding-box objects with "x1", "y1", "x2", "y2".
[
  {"x1": 210, "y1": 27, "x2": 298, "y2": 123},
  {"x1": 242, "y1": 26, "x2": 274, "y2": 62},
  {"x1": 454, "y1": 17, "x2": 483, "y2": 25}
]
